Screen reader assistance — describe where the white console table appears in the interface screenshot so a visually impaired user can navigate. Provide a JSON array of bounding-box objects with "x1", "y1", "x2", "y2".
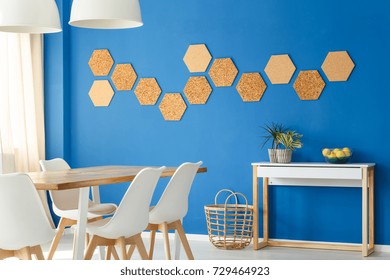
[{"x1": 252, "y1": 162, "x2": 375, "y2": 256}]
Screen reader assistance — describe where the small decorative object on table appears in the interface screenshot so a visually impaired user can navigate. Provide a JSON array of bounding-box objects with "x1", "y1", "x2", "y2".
[
  {"x1": 275, "y1": 130, "x2": 303, "y2": 163},
  {"x1": 260, "y1": 123, "x2": 303, "y2": 163},
  {"x1": 322, "y1": 147, "x2": 352, "y2": 164},
  {"x1": 204, "y1": 189, "x2": 254, "y2": 249},
  {"x1": 260, "y1": 122, "x2": 287, "y2": 163}
]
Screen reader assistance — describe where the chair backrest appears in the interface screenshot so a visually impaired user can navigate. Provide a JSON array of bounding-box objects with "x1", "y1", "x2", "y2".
[
  {"x1": 149, "y1": 161, "x2": 203, "y2": 224},
  {"x1": 0, "y1": 173, "x2": 55, "y2": 250},
  {"x1": 39, "y1": 158, "x2": 80, "y2": 210},
  {"x1": 94, "y1": 166, "x2": 166, "y2": 239}
]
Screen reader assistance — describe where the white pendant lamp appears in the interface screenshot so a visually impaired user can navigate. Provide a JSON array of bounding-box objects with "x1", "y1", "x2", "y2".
[
  {"x1": 0, "y1": 0, "x2": 61, "y2": 34},
  {"x1": 69, "y1": 0, "x2": 143, "y2": 29}
]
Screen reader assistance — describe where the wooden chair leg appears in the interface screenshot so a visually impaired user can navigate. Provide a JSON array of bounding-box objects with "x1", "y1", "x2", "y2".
[
  {"x1": 105, "y1": 246, "x2": 112, "y2": 260},
  {"x1": 160, "y1": 222, "x2": 171, "y2": 260},
  {"x1": 15, "y1": 247, "x2": 32, "y2": 260},
  {"x1": 175, "y1": 220, "x2": 194, "y2": 260},
  {"x1": 0, "y1": 250, "x2": 14, "y2": 260},
  {"x1": 47, "y1": 224, "x2": 66, "y2": 259},
  {"x1": 48, "y1": 218, "x2": 75, "y2": 260},
  {"x1": 31, "y1": 245, "x2": 45, "y2": 260},
  {"x1": 0, "y1": 246, "x2": 45, "y2": 260},
  {"x1": 85, "y1": 233, "x2": 90, "y2": 248},
  {"x1": 133, "y1": 234, "x2": 149, "y2": 260},
  {"x1": 118, "y1": 237, "x2": 127, "y2": 260},
  {"x1": 84, "y1": 235, "x2": 99, "y2": 260},
  {"x1": 111, "y1": 246, "x2": 119, "y2": 260},
  {"x1": 149, "y1": 229, "x2": 156, "y2": 260},
  {"x1": 127, "y1": 245, "x2": 136, "y2": 259}
]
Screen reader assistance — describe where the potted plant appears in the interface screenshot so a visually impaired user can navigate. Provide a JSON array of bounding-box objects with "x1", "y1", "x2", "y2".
[
  {"x1": 275, "y1": 130, "x2": 303, "y2": 163},
  {"x1": 261, "y1": 122, "x2": 287, "y2": 163}
]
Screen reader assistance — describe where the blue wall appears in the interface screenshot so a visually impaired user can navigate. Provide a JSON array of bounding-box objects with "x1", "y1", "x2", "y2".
[{"x1": 45, "y1": 0, "x2": 390, "y2": 245}]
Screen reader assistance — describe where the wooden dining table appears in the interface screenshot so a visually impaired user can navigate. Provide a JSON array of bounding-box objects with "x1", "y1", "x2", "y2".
[{"x1": 27, "y1": 165, "x2": 207, "y2": 260}]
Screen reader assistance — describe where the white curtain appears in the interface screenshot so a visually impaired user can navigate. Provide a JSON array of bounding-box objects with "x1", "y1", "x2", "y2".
[
  {"x1": 0, "y1": 33, "x2": 45, "y2": 173},
  {"x1": 0, "y1": 33, "x2": 53, "y2": 227}
]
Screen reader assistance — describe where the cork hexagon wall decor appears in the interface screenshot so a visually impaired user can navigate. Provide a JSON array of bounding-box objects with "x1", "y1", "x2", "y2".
[
  {"x1": 293, "y1": 70, "x2": 326, "y2": 100},
  {"x1": 183, "y1": 44, "x2": 212, "y2": 73},
  {"x1": 183, "y1": 76, "x2": 212, "y2": 104},
  {"x1": 236, "y1": 72, "x2": 267, "y2": 102},
  {"x1": 111, "y1": 64, "x2": 138, "y2": 91},
  {"x1": 159, "y1": 93, "x2": 187, "y2": 121},
  {"x1": 208, "y1": 58, "x2": 238, "y2": 87},
  {"x1": 264, "y1": 54, "x2": 296, "y2": 84},
  {"x1": 134, "y1": 78, "x2": 162, "y2": 105},
  {"x1": 321, "y1": 51, "x2": 355, "y2": 82},
  {"x1": 88, "y1": 49, "x2": 114, "y2": 76},
  {"x1": 88, "y1": 80, "x2": 115, "y2": 107}
]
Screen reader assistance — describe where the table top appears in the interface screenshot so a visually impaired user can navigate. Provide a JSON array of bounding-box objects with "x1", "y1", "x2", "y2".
[
  {"x1": 252, "y1": 162, "x2": 375, "y2": 168},
  {"x1": 28, "y1": 165, "x2": 207, "y2": 191}
]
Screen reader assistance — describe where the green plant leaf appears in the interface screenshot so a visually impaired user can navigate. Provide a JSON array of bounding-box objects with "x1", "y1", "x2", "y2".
[
  {"x1": 276, "y1": 130, "x2": 303, "y2": 151},
  {"x1": 260, "y1": 122, "x2": 287, "y2": 149}
]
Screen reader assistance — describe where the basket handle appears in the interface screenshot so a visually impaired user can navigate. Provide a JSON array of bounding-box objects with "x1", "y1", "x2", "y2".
[
  {"x1": 214, "y1": 189, "x2": 238, "y2": 205},
  {"x1": 224, "y1": 192, "x2": 249, "y2": 208}
]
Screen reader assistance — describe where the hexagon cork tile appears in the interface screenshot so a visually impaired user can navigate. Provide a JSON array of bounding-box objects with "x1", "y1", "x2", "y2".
[
  {"x1": 88, "y1": 49, "x2": 114, "y2": 76},
  {"x1": 111, "y1": 64, "x2": 137, "y2": 91},
  {"x1": 88, "y1": 80, "x2": 115, "y2": 107},
  {"x1": 183, "y1": 44, "x2": 212, "y2": 73},
  {"x1": 236, "y1": 72, "x2": 267, "y2": 102},
  {"x1": 134, "y1": 78, "x2": 162, "y2": 105},
  {"x1": 208, "y1": 58, "x2": 238, "y2": 87},
  {"x1": 183, "y1": 76, "x2": 212, "y2": 104},
  {"x1": 159, "y1": 93, "x2": 187, "y2": 121},
  {"x1": 293, "y1": 70, "x2": 326, "y2": 100},
  {"x1": 321, "y1": 51, "x2": 355, "y2": 82},
  {"x1": 264, "y1": 54, "x2": 296, "y2": 84}
]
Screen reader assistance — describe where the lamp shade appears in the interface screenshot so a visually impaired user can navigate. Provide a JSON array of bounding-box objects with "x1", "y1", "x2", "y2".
[
  {"x1": 69, "y1": 0, "x2": 143, "y2": 29},
  {"x1": 0, "y1": 0, "x2": 61, "y2": 34}
]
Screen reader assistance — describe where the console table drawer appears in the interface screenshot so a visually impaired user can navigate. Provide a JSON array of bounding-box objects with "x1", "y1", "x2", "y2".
[{"x1": 257, "y1": 166, "x2": 362, "y2": 180}]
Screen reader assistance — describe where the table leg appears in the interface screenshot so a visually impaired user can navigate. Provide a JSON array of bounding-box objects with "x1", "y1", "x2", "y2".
[
  {"x1": 369, "y1": 167, "x2": 375, "y2": 253},
  {"x1": 263, "y1": 177, "x2": 269, "y2": 243},
  {"x1": 362, "y1": 168, "x2": 368, "y2": 256},
  {"x1": 73, "y1": 187, "x2": 90, "y2": 260},
  {"x1": 253, "y1": 165, "x2": 259, "y2": 249}
]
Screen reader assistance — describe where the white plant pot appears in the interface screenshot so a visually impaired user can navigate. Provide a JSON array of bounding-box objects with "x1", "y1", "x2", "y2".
[
  {"x1": 268, "y1": 149, "x2": 278, "y2": 163},
  {"x1": 276, "y1": 149, "x2": 292, "y2": 163}
]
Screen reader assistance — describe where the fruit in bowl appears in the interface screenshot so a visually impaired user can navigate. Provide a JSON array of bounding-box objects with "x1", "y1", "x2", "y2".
[{"x1": 322, "y1": 147, "x2": 352, "y2": 164}]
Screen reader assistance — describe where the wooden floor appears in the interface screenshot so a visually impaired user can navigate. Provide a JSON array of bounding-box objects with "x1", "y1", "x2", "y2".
[{"x1": 40, "y1": 230, "x2": 390, "y2": 260}]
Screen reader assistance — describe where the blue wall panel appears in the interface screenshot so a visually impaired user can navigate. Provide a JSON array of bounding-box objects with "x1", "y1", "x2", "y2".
[{"x1": 44, "y1": 0, "x2": 390, "y2": 244}]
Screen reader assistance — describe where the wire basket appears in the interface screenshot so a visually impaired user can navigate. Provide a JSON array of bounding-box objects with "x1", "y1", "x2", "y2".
[{"x1": 204, "y1": 189, "x2": 254, "y2": 249}]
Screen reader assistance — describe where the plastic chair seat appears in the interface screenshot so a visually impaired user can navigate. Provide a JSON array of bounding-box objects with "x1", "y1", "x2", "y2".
[
  {"x1": 53, "y1": 201, "x2": 117, "y2": 220},
  {"x1": 86, "y1": 217, "x2": 145, "y2": 240}
]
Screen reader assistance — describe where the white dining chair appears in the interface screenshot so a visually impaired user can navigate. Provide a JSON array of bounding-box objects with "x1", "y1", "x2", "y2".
[
  {"x1": 146, "y1": 161, "x2": 203, "y2": 260},
  {"x1": 83, "y1": 166, "x2": 166, "y2": 260},
  {"x1": 39, "y1": 158, "x2": 117, "y2": 260},
  {"x1": 0, "y1": 173, "x2": 56, "y2": 260}
]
